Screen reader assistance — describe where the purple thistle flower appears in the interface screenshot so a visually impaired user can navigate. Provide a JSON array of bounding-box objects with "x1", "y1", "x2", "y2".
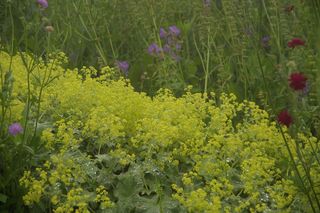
[
  {"x1": 37, "y1": 0, "x2": 48, "y2": 9},
  {"x1": 116, "y1": 61, "x2": 129, "y2": 76},
  {"x1": 8, "y1": 123, "x2": 23, "y2": 136},
  {"x1": 148, "y1": 43, "x2": 161, "y2": 56},
  {"x1": 168, "y1": 26, "x2": 181, "y2": 37},
  {"x1": 159, "y1": 28, "x2": 167, "y2": 39}
]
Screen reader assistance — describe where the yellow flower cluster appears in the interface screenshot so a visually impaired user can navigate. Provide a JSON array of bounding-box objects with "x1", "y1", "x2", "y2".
[
  {"x1": 20, "y1": 150, "x2": 113, "y2": 211},
  {"x1": 0, "y1": 51, "x2": 66, "y2": 122},
  {"x1": 95, "y1": 185, "x2": 113, "y2": 209},
  {"x1": 54, "y1": 188, "x2": 90, "y2": 213},
  {"x1": 3, "y1": 50, "x2": 317, "y2": 212},
  {"x1": 19, "y1": 170, "x2": 46, "y2": 206}
]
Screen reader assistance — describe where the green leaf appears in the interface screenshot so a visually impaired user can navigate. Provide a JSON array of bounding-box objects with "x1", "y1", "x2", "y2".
[
  {"x1": 183, "y1": 59, "x2": 197, "y2": 78},
  {"x1": 35, "y1": 122, "x2": 53, "y2": 132},
  {"x1": 23, "y1": 145, "x2": 35, "y2": 155},
  {"x1": 112, "y1": 165, "x2": 146, "y2": 211},
  {"x1": 135, "y1": 194, "x2": 182, "y2": 213},
  {"x1": 95, "y1": 154, "x2": 112, "y2": 163},
  {"x1": 0, "y1": 193, "x2": 8, "y2": 203},
  {"x1": 114, "y1": 174, "x2": 142, "y2": 199}
]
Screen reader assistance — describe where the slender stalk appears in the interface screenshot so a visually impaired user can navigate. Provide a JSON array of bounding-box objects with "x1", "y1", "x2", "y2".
[
  {"x1": 310, "y1": 0, "x2": 320, "y2": 24},
  {"x1": 261, "y1": 0, "x2": 282, "y2": 62},
  {"x1": 73, "y1": 0, "x2": 108, "y2": 65},
  {"x1": 193, "y1": 32, "x2": 206, "y2": 91},
  {"x1": 278, "y1": 126, "x2": 316, "y2": 212},
  {"x1": 0, "y1": 64, "x2": 5, "y2": 136},
  {"x1": 0, "y1": 4, "x2": 15, "y2": 136},
  {"x1": 256, "y1": 53, "x2": 270, "y2": 106},
  {"x1": 204, "y1": 27, "x2": 211, "y2": 94},
  {"x1": 257, "y1": 51, "x2": 317, "y2": 212},
  {"x1": 106, "y1": 26, "x2": 117, "y2": 61},
  {"x1": 306, "y1": 137, "x2": 320, "y2": 166},
  {"x1": 19, "y1": 52, "x2": 32, "y2": 145},
  {"x1": 295, "y1": 140, "x2": 320, "y2": 209},
  {"x1": 32, "y1": 57, "x2": 56, "y2": 139}
]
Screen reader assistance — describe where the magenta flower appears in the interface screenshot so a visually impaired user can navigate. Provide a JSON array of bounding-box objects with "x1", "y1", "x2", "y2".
[
  {"x1": 277, "y1": 110, "x2": 293, "y2": 127},
  {"x1": 8, "y1": 123, "x2": 23, "y2": 136},
  {"x1": 289, "y1": 72, "x2": 307, "y2": 91},
  {"x1": 287, "y1": 38, "x2": 305, "y2": 48},
  {"x1": 37, "y1": 0, "x2": 48, "y2": 9}
]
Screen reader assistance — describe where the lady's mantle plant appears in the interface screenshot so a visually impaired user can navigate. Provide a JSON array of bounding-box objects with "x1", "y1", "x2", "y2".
[{"x1": 1, "y1": 51, "x2": 319, "y2": 212}]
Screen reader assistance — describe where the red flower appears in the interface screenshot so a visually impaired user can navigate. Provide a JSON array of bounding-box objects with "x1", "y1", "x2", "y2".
[
  {"x1": 289, "y1": 72, "x2": 307, "y2": 91},
  {"x1": 277, "y1": 110, "x2": 293, "y2": 127},
  {"x1": 287, "y1": 38, "x2": 305, "y2": 48}
]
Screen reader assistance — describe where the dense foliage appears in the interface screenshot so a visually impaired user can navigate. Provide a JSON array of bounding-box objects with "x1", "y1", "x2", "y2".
[
  {"x1": 1, "y1": 0, "x2": 320, "y2": 212},
  {"x1": 0, "y1": 51, "x2": 319, "y2": 212}
]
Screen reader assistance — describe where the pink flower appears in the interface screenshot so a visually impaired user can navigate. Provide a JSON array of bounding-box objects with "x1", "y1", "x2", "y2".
[{"x1": 37, "y1": 0, "x2": 48, "y2": 9}]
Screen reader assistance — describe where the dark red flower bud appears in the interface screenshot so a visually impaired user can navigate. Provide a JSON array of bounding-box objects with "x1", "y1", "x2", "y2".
[
  {"x1": 287, "y1": 38, "x2": 305, "y2": 48},
  {"x1": 289, "y1": 72, "x2": 307, "y2": 91},
  {"x1": 277, "y1": 110, "x2": 293, "y2": 127}
]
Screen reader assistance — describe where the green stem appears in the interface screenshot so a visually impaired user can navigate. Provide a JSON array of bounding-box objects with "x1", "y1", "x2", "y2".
[
  {"x1": 193, "y1": 32, "x2": 206, "y2": 92},
  {"x1": 204, "y1": 27, "x2": 211, "y2": 94},
  {"x1": 278, "y1": 126, "x2": 317, "y2": 212},
  {"x1": 106, "y1": 26, "x2": 117, "y2": 61},
  {"x1": 73, "y1": 0, "x2": 108, "y2": 65},
  {"x1": 295, "y1": 140, "x2": 320, "y2": 209},
  {"x1": 262, "y1": 0, "x2": 282, "y2": 62},
  {"x1": 306, "y1": 137, "x2": 320, "y2": 166},
  {"x1": 19, "y1": 52, "x2": 32, "y2": 145},
  {"x1": 258, "y1": 50, "x2": 317, "y2": 212}
]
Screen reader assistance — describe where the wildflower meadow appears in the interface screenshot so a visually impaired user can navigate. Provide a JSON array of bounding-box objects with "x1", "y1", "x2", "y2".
[{"x1": 0, "y1": 0, "x2": 320, "y2": 212}]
